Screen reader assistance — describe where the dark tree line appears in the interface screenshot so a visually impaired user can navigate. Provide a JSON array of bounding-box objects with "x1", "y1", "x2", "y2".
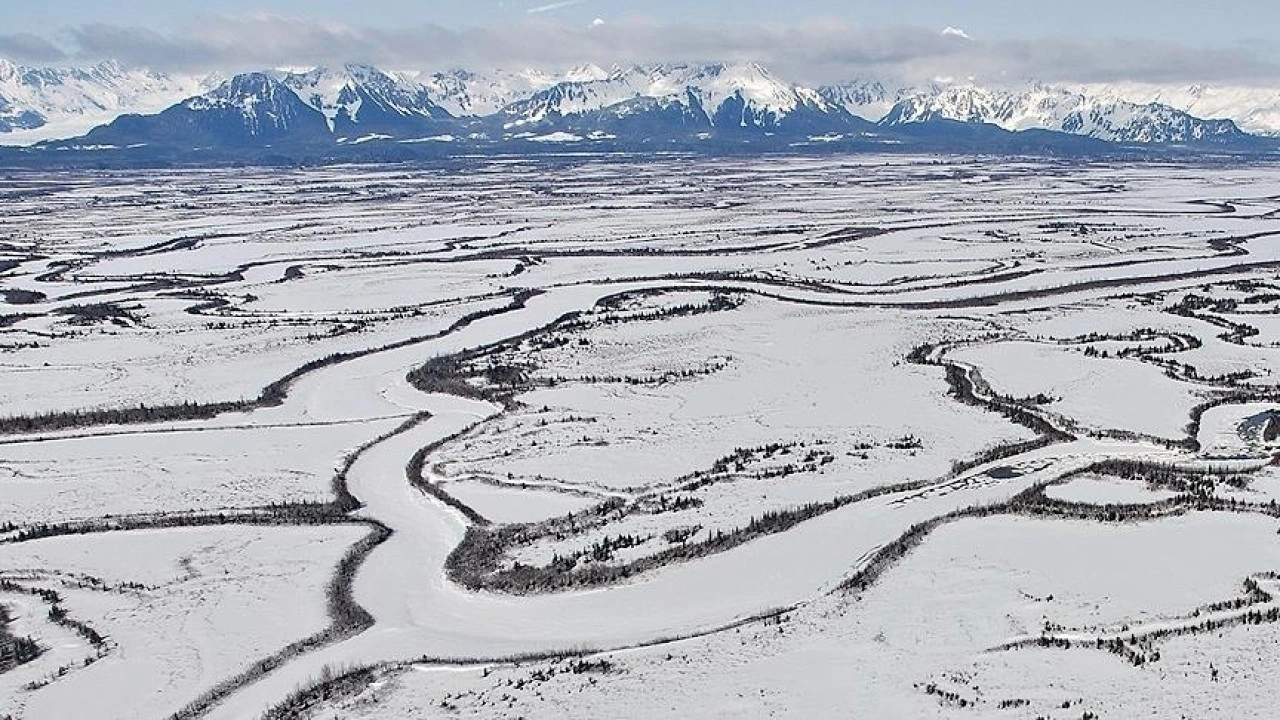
[
  {"x1": 0, "y1": 577, "x2": 107, "y2": 688},
  {"x1": 0, "y1": 290, "x2": 540, "y2": 435},
  {"x1": 10, "y1": 503, "x2": 347, "y2": 544},
  {"x1": 167, "y1": 520, "x2": 392, "y2": 720},
  {"x1": 0, "y1": 604, "x2": 41, "y2": 674},
  {"x1": 408, "y1": 289, "x2": 744, "y2": 405},
  {"x1": 909, "y1": 341, "x2": 1074, "y2": 442}
]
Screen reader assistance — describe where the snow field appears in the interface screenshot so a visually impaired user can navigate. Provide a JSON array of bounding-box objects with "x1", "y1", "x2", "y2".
[
  {"x1": 0, "y1": 525, "x2": 365, "y2": 720},
  {"x1": 5, "y1": 159, "x2": 1280, "y2": 719}
]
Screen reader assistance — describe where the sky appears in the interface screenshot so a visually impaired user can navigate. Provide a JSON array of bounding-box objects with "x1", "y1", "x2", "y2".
[{"x1": 2, "y1": 0, "x2": 1278, "y2": 85}]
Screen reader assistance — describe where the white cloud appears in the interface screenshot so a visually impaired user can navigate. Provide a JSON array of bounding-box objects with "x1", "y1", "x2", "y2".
[
  {"x1": 19, "y1": 15, "x2": 1279, "y2": 86},
  {"x1": 0, "y1": 32, "x2": 68, "y2": 62},
  {"x1": 527, "y1": 0, "x2": 588, "y2": 14},
  {"x1": 942, "y1": 26, "x2": 970, "y2": 40}
]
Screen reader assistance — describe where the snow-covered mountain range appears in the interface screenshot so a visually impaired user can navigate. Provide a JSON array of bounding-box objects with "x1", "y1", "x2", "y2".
[
  {"x1": 0, "y1": 59, "x2": 216, "y2": 143},
  {"x1": 2, "y1": 57, "x2": 1278, "y2": 155},
  {"x1": 827, "y1": 81, "x2": 1248, "y2": 144},
  {"x1": 492, "y1": 62, "x2": 855, "y2": 134},
  {"x1": 276, "y1": 64, "x2": 452, "y2": 135}
]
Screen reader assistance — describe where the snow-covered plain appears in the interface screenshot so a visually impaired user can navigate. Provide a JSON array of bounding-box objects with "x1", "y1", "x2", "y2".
[
  {"x1": 0, "y1": 525, "x2": 363, "y2": 720},
  {"x1": 3, "y1": 156, "x2": 1280, "y2": 718},
  {"x1": 304, "y1": 513, "x2": 1280, "y2": 720}
]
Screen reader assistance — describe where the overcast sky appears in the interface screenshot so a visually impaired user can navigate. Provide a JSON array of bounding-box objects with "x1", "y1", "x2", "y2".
[{"x1": 3, "y1": 0, "x2": 1278, "y2": 85}]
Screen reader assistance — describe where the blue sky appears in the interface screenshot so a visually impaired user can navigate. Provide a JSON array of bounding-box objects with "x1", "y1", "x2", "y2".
[
  {"x1": 7, "y1": 0, "x2": 1277, "y2": 48},
  {"x1": 2, "y1": 0, "x2": 1277, "y2": 83}
]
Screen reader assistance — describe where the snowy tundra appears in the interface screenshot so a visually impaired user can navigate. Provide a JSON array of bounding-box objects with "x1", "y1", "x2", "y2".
[{"x1": 2, "y1": 156, "x2": 1280, "y2": 719}]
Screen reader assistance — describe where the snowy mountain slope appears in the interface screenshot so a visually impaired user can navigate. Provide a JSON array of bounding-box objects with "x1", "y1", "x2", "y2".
[
  {"x1": 277, "y1": 64, "x2": 453, "y2": 136},
  {"x1": 861, "y1": 83, "x2": 1250, "y2": 144},
  {"x1": 420, "y1": 68, "x2": 567, "y2": 117},
  {"x1": 417, "y1": 63, "x2": 678, "y2": 119},
  {"x1": 83, "y1": 73, "x2": 331, "y2": 148},
  {"x1": 1074, "y1": 83, "x2": 1280, "y2": 137},
  {"x1": 0, "y1": 59, "x2": 213, "y2": 145},
  {"x1": 496, "y1": 62, "x2": 867, "y2": 135},
  {"x1": 819, "y1": 81, "x2": 891, "y2": 123}
]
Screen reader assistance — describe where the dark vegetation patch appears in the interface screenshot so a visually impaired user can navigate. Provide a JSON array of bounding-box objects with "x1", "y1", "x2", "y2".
[
  {"x1": 9, "y1": 504, "x2": 349, "y2": 543},
  {"x1": 0, "y1": 604, "x2": 41, "y2": 674},
  {"x1": 52, "y1": 302, "x2": 142, "y2": 326},
  {"x1": 0, "y1": 313, "x2": 37, "y2": 328},
  {"x1": 258, "y1": 665, "x2": 382, "y2": 720},
  {"x1": 0, "y1": 577, "x2": 109, "y2": 687},
  {"x1": 1, "y1": 289, "x2": 45, "y2": 305}
]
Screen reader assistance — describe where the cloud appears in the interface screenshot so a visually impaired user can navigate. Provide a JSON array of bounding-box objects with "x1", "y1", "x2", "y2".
[
  {"x1": 12, "y1": 15, "x2": 1280, "y2": 87},
  {"x1": 0, "y1": 33, "x2": 68, "y2": 63},
  {"x1": 941, "y1": 26, "x2": 970, "y2": 40},
  {"x1": 527, "y1": 0, "x2": 589, "y2": 14}
]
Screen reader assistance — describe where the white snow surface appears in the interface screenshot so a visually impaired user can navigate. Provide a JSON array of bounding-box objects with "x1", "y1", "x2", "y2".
[
  {"x1": 0, "y1": 525, "x2": 363, "y2": 720},
  {"x1": 4, "y1": 158, "x2": 1280, "y2": 719}
]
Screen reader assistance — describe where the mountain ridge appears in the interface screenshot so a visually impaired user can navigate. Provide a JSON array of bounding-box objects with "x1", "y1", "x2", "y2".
[{"x1": 1, "y1": 58, "x2": 1277, "y2": 163}]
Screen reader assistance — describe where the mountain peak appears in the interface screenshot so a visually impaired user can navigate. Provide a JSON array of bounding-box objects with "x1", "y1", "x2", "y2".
[
  {"x1": 78, "y1": 70, "x2": 330, "y2": 148},
  {"x1": 564, "y1": 63, "x2": 611, "y2": 83},
  {"x1": 0, "y1": 58, "x2": 20, "y2": 83},
  {"x1": 5, "y1": 57, "x2": 1279, "y2": 154},
  {"x1": 191, "y1": 72, "x2": 286, "y2": 109},
  {"x1": 276, "y1": 64, "x2": 452, "y2": 134}
]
